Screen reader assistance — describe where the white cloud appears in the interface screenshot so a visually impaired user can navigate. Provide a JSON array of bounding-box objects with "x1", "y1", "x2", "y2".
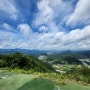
[
  {"x1": 0, "y1": 25, "x2": 90, "y2": 50},
  {"x1": 52, "y1": 25, "x2": 90, "y2": 49},
  {"x1": 0, "y1": 0, "x2": 90, "y2": 50},
  {"x1": 17, "y1": 24, "x2": 32, "y2": 36},
  {"x1": 2, "y1": 23, "x2": 12, "y2": 30},
  {"x1": 67, "y1": 0, "x2": 90, "y2": 26},
  {"x1": 23, "y1": 25, "x2": 90, "y2": 50},
  {"x1": 65, "y1": 26, "x2": 90, "y2": 43},
  {"x1": 0, "y1": 0, "x2": 18, "y2": 20},
  {"x1": 33, "y1": 0, "x2": 74, "y2": 33},
  {"x1": 38, "y1": 33, "x2": 51, "y2": 40},
  {"x1": 0, "y1": 30, "x2": 22, "y2": 49},
  {"x1": 36, "y1": 25, "x2": 90, "y2": 50},
  {"x1": 34, "y1": 0, "x2": 53, "y2": 25},
  {"x1": 33, "y1": 0, "x2": 60, "y2": 33},
  {"x1": 32, "y1": 0, "x2": 90, "y2": 50},
  {"x1": 39, "y1": 26, "x2": 48, "y2": 32}
]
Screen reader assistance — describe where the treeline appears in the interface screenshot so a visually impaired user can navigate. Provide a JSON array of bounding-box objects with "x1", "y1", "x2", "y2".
[{"x1": 0, "y1": 52, "x2": 55, "y2": 72}]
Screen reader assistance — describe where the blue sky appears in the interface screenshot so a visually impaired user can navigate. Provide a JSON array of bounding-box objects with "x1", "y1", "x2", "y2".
[{"x1": 0, "y1": 0, "x2": 90, "y2": 50}]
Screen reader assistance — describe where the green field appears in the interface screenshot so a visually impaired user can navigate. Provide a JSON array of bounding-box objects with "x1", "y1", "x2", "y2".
[
  {"x1": 0, "y1": 70, "x2": 55, "y2": 90},
  {"x1": 0, "y1": 70, "x2": 90, "y2": 90},
  {"x1": 60, "y1": 81, "x2": 90, "y2": 90}
]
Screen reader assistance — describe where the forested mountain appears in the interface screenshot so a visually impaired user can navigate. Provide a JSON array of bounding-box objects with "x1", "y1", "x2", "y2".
[{"x1": 0, "y1": 49, "x2": 90, "y2": 58}]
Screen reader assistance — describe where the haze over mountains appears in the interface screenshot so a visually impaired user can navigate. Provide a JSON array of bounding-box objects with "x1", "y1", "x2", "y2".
[{"x1": 0, "y1": 48, "x2": 90, "y2": 58}]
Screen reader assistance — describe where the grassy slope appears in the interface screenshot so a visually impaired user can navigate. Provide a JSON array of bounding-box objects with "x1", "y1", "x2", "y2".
[
  {"x1": 0, "y1": 70, "x2": 55, "y2": 90},
  {"x1": 0, "y1": 70, "x2": 90, "y2": 90},
  {"x1": 61, "y1": 81, "x2": 90, "y2": 90}
]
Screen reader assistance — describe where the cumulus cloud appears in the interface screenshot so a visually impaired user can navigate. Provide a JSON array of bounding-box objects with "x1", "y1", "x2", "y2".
[
  {"x1": 2, "y1": 23, "x2": 12, "y2": 30},
  {"x1": 0, "y1": 0, "x2": 90, "y2": 50},
  {"x1": 48, "y1": 25, "x2": 90, "y2": 50},
  {"x1": 0, "y1": 25, "x2": 90, "y2": 50},
  {"x1": 17, "y1": 24, "x2": 32, "y2": 36},
  {"x1": 34, "y1": 25, "x2": 90, "y2": 50},
  {"x1": 38, "y1": 33, "x2": 52, "y2": 40},
  {"x1": 39, "y1": 26, "x2": 48, "y2": 32},
  {"x1": 67, "y1": 0, "x2": 90, "y2": 26},
  {"x1": 0, "y1": 30, "x2": 22, "y2": 49},
  {"x1": 33, "y1": 0, "x2": 74, "y2": 33},
  {"x1": 34, "y1": 0, "x2": 53, "y2": 25},
  {"x1": 0, "y1": 0, "x2": 18, "y2": 19}
]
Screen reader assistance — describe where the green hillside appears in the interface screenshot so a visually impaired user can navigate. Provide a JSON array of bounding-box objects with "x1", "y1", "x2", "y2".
[
  {"x1": 0, "y1": 52, "x2": 55, "y2": 72},
  {"x1": 47, "y1": 54, "x2": 83, "y2": 64},
  {"x1": 61, "y1": 81, "x2": 90, "y2": 90}
]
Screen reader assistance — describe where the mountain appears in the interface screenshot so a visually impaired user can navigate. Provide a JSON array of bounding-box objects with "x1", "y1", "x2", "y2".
[
  {"x1": 79, "y1": 50, "x2": 90, "y2": 58},
  {"x1": 0, "y1": 49, "x2": 47, "y2": 55},
  {"x1": 0, "y1": 49, "x2": 90, "y2": 58}
]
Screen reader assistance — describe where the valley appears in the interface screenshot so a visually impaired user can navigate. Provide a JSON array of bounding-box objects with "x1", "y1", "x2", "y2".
[{"x1": 0, "y1": 50, "x2": 90, "y2": 90}]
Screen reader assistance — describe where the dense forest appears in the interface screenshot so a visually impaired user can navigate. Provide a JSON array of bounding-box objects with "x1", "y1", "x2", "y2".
[{"x1": 0, "y1": 52, "x2": 55, "y2": 72}]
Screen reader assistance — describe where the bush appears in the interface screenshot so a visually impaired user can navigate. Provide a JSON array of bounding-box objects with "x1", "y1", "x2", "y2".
[{"x1": 66, "y1": 66, "x2": 90, "y2": 84}]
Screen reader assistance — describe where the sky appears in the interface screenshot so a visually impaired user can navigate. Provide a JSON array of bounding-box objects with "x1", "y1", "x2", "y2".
[{"x1": 0, "y1": 0, "x2": 90, "y2": 50}]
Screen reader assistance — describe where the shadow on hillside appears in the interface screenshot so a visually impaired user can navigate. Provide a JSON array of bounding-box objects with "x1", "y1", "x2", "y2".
[{"x1": 17, "y1": 78, "x2": 55, "y2": 90}]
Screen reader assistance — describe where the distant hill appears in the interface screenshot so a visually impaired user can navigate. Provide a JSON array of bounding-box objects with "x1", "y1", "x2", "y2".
[
  {"x1": 47, "y1": 54, "x2": 83, "y2": 65},
  {"x1": 0, "y1": 49, "x2": 90, "y2": 57},
  {"x1": 79, "y1": 50, "x2": 90, "y2": 58},
  {"x1": 46, "y1": 50, "x2": 90, "y2": 65},
  {"x1": 0, "y1": 49, "x2": 44, "y2": 55}
]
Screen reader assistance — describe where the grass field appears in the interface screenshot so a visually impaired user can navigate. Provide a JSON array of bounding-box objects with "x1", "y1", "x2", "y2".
[
  {"x1": 60, "y1": 81, "x2": 90, "y2": 90},
  {"x1": 0, "y1": 70, "x2": 90, "y2": 90},
  {"x1": 0, "y1": 70, "x2": 55, "y2": 90}
]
